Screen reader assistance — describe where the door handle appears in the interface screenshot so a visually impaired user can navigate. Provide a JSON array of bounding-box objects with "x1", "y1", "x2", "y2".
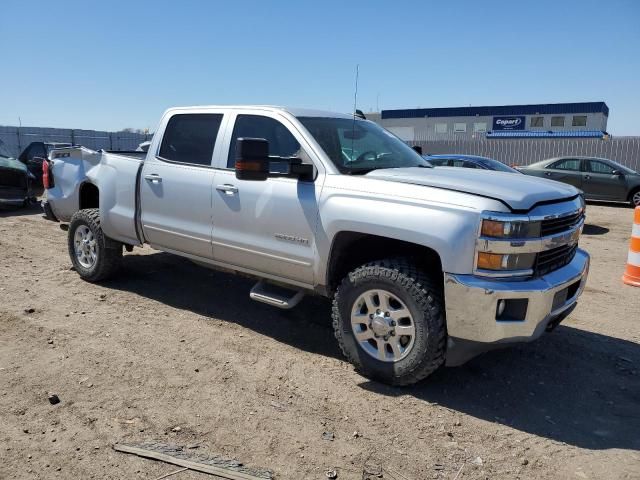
[
  {"x1": 144, "y1": 174, "x2": 162, "y2": 183},
  {"x1": 544, "y1": 172, "x2": 553, "y2": 176},
  {"x1": 583, "y1": 175, "x2": 592, "y2": 180},
  {"x1": 216, "y1": 184, "x2": 238, "y2": 195}
]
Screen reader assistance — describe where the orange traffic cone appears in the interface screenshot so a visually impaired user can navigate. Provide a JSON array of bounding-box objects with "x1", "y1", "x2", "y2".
[{"x1": 622, "y1": 207, "x2": 640, "y2": 287}]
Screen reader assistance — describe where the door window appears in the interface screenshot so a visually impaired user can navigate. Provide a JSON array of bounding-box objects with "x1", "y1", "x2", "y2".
[
  {"x1": 227, "y1": 115, "x2": 302, "y2": 168},
  {"x1": 31, "y1": 144, "x2": 47, "y2": 159},
  {"x1": 549, "y1": 159, "x2": 581, "y2": 171},
  {"x1": 22, "y1": 143, "x2": 46, "y2": 162},
  {"x1": 158, "y1": 114, "x2": 223, "y2": 166},
  {"x1": 588, "y1": 160, "x2": 615, "y2": 174}
]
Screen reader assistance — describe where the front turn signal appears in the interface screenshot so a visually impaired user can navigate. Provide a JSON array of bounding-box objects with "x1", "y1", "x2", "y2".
[{"x1": 477, "y1": 252, "x2": 506, "y2": 270}]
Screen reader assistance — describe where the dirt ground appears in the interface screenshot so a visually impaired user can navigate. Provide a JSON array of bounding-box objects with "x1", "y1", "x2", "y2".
[{"x1": 0, "y1": 203, "x2": 639, "y2": 480}]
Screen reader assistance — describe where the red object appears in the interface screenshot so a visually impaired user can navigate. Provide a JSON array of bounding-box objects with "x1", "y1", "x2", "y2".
[{"x1": 42, "y1": 159, "x2": 50, "y2": 189}]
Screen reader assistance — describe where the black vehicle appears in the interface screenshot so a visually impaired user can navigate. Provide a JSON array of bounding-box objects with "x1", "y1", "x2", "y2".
[
  {"x1": 424, "y1": 154, "x2": 520, "y2": 173},
  {"x1": 19, "y1": 141, "x2": 71, "y2": 189},
  {"x1": 518, "y1": 156, "x2": 640, "y2": 207},
  {"x1": 0, "y1": 139, "x2": 34, "y2": 208}
]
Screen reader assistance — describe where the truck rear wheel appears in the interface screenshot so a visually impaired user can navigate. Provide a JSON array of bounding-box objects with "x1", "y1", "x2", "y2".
[
  {"x1": 68, "y1": 208, "x2": 122, "y2": 282},
  {"x1": 332, "y1": 259, "x2": 446, "y2": 386}
]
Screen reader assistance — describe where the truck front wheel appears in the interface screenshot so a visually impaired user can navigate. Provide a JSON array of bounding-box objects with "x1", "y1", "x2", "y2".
[
  {"x1": 332, "y1": 259, "x2": 446, "y2": 386},
  {"x1": 68, "y1": 208, "x2": 122, "y2": 282}
]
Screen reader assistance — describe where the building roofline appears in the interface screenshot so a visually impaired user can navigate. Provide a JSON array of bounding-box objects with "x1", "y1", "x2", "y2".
[{"x1": 381, "y1": 102, "x2": 609, "y2": 119}]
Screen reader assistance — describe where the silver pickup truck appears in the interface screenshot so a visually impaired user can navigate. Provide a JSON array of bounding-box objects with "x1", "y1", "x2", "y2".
[{"x1": 43, "y1": 105, "x2": 589, "y2": 385}]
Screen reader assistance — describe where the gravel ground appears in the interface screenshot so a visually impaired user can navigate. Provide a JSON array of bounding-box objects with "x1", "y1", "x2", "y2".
[{"x1": 0, "y1": 203, "x2": 639, "y2": 480}]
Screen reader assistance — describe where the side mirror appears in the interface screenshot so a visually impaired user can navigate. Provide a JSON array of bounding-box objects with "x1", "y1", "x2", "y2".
[
  {"x1": 612, "y1": 170, "x2": 624, "y2": 176},
  {"x1": 411, "y1": 145, "x2": 423, "y2": 155},
  {"x1": 263, "y1": 157, "x2": 314, "y2": 181},
  {"x1": 235, "y1": 138, "x2": 269, "y2": 181},
  {"x1": 235, "y1": 137, "x2": 315, "y2": 181}
]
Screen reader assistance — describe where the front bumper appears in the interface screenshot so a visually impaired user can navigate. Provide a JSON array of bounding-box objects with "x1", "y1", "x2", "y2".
[{"x1": 444, "y1": 248, "x2": 589, "y2": 366}]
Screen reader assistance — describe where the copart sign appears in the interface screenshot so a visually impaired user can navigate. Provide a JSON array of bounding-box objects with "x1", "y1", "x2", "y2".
[{"x1": 492, "y1": 116, "x2": 525, "y2": 130}]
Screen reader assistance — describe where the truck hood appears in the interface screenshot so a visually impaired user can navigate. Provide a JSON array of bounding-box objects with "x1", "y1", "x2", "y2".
[{"x1": 365, "y1": 167, "x2": 580, "y2": 211}]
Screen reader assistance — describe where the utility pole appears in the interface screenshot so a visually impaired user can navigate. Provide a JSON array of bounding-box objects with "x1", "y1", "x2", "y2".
[{"x1": 17, "y1": 117, "x2": 22, "y2": 154}]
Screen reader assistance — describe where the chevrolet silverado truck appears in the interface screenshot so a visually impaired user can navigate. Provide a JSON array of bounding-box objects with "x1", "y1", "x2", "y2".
[{"x1": 43, "y1": 106, "x2": 589, "y2": 385}]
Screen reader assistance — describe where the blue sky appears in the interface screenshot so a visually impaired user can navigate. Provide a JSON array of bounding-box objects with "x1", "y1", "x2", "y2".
[{"x1": 1, "y1": 0, "x2": 639, "y2": 134}]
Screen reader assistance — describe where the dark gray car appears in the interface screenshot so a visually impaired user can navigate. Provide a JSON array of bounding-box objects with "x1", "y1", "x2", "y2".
[{"x1": 518, "y1": 156, "x2": 640, "y2": 207}]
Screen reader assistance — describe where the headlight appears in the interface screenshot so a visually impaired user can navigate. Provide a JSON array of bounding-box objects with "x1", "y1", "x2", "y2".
[
  {"x1": 477, "y1": 252, "x2": 536, "y2": 271},
  {"x1": 480, "y1": 219, "x2": 541, "y2": 238}
]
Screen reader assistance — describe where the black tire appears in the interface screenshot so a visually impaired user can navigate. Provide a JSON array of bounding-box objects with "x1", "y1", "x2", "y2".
[
  {"x1": 68, "y1": 208, "x2": 122, "y2": 282},
  {"x1": 629, "y1": 188, "x2": 640, "y2": 208},
  {"x1": 332, "y1": 258, "x2": 446, "y2": 386}
]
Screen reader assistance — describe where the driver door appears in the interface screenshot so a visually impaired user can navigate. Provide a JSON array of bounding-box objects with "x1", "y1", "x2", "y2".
[
  {"x1": 583, "y1": 159, "x2": 627, "y2": 200},
  {"x1": 211, "y1": 112, "x2": 323, "y2": 286}
]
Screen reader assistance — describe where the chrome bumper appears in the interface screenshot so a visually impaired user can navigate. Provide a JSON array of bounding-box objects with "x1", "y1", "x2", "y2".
[{"x1": 444, "y1": 248, "x2": 589, "y2": 365}]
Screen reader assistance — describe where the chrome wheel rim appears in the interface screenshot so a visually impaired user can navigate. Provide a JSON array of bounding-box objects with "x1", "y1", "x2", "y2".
[
  {"x1": 633, "y1": 191, "x2": 640, "y2": 207},
  {"x1": 74, "y1": 225, "x2": 97, "y2": 268},
  {"x1": 350, "y1": 289, "x2": 416, "y2": 363}
]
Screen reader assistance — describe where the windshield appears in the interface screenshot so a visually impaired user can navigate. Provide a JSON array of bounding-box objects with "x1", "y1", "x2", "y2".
[
  {"x1": 477, "y1": 157, "x2": 519, "y2": 173},
  {"x1": 297, "y1": 116, "x2": 431, "y2": 174},
  {"x1": 0, "y1": 140, "x2": 13, "y2": 159}
]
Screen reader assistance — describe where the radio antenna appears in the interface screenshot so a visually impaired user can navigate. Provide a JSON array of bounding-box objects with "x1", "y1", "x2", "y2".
[
  {"x1": 350, "y1": 64, "x2": 359, "y2": 163},
  {"x1": 353, "y1": 64, "x2": 359, "y2": 117}
]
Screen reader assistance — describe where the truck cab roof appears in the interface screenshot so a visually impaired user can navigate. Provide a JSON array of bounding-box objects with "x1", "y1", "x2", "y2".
[{"x1": 164, "y1": 105, "x2": 354, "y2": 119}]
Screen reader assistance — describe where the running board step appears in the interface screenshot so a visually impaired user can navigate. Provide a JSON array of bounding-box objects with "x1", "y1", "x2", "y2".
[{"x1": 249, "y1": 281, "x2": 304, "y2": 309}]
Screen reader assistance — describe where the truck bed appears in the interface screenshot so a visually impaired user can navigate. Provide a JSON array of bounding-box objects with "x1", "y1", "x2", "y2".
[
  {"x1": 104, "y1": 150, "x2": 147, "y2": 160},
  {"x1": 47, "y1": 146, "x2": 144, "y2": 246}
]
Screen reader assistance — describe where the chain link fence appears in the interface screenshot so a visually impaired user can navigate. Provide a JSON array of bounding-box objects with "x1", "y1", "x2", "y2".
[{"x1": 410, "y1": 137, "x2": 640, "y2": 171}]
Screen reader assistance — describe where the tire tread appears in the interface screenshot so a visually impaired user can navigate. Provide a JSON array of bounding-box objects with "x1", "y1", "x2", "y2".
[
  {"x1": 332, "y1": 258, "x2": 446, "y2": 386},
  {"x1": 68, "y1": 208, "x2": 122, "y2": 282}
]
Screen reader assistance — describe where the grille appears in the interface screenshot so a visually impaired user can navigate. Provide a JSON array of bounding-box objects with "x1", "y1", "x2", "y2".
[
  {"x1": 0, "y1": 169, "x2": 27, "y2": 189},
  {"x1": 535, "y1": 243, "x2": 578, "y2": 277},
  {"x1": 540, "y1": 211, "x2": 583, "y2": 236}
]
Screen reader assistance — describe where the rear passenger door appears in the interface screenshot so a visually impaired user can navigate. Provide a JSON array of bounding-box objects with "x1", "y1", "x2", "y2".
[
  {"x1": 543, "y1": 158, "x2": 583, "y2": 190},
  {"x1": 140, "y1": 112, "x2": 225, "y2": 259}
]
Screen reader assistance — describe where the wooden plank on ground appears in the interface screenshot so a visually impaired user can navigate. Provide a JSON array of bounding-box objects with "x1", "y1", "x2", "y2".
[{"x1": 114, "y1": 442, "x2": 273, "y2": 480}]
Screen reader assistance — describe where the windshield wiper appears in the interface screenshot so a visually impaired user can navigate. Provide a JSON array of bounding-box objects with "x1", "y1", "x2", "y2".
[
  {"x1": 344, "y1": 163, "x2": 432, "y2": 175},
  {"x1": 344, "y1": 167, "x2": 378, "y2": 175}
]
